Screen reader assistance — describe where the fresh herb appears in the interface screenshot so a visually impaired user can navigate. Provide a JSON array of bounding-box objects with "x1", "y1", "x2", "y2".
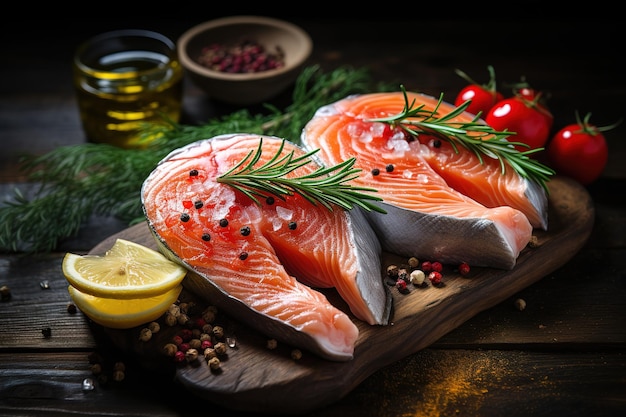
[
  {"x1": 217, "y1": 138, "x2": 386, "y2": 213},
  {"x1": 0, "y1": 65, "x2": 390, "y2": 253},
  {"x1": 367, "y1": 86, "x2": 555, "y2": 191}
]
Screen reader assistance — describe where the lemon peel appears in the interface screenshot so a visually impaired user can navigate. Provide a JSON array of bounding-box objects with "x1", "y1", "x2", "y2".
[
  {"x1": 68, "y1": 284, "x2": 183, "y2": 329},
  {"x1": 62, "y1": 239, "x2": 187, "y2": 299}
]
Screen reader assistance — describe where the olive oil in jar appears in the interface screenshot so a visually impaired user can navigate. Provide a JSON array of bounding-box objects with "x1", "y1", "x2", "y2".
[{"x1": 73, "y1": 30, "x2": 183, "y2": 149}]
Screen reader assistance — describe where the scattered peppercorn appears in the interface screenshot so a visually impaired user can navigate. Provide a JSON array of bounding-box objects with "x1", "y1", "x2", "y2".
[
  {"x1": 138, "y1": 327, "x2": 153, "y2": 342},
  {"x1": 433, "y1": 139, "x2": 442, "y2": 148},
  {"x1": 219, "y1": 218, "x2": 229, "y2": 227},
  {"x1": 214, "y1": 342, "x2": 228, "y2": 356},
  {"x1": 163, "y1": 343, "x2": 178, "y2": 357},
  {"x1": 111, "y1": 369, "x2": 125, "y2": 382},
  {"x1": 177, "y1": 313, "x2": 190, "y2": 326},
  {"x1": 408, "y1": 257, "x2": 419, "y2": 269},
  {"x1": 42, "y1": 327, "x2": 52, "y2": 338},
  {"x1": 67, "y1": 303, "x2": 77, "y2": 314},
  {"x1": 0, "y1": 285, "x2": 11, "y2": 301},
  {"x1": 189, "y1": 169, "x2": 199, "y2": 177},
  {"x1": 514, "y1": 298, "x2": 527, "y2": 311},
  {"x1": 409, "y1": 269, "x2": 426, "y2": 286},
  {"x1": 174, "y1": 350, "x2": 186, "y2": 363},
  {"x1": 208, "y1": 356, "x2": 221, "y2": 371},
  {"x1": 194, "y1": 200, "x2": 204, "y2": 209},
  {"x1": 239, "y1": 252, "x2": 248, "y2": 261},
  {"x1": 180, "y1": 213, "x2": 191, "y2": 222},
  {"x1": 185, "y1": 348, "x2": 199, "y2": 363},
  {"x1": 240, "y1": 226, "x2": 251, "y2": 236},
  {"x1": 266, "y1": 196, "x2": 275, "y2": 205},
  {"x1": 458, "y1": 262, "x2": 471, "y2": 276},
  {"x1": 431, "y1": 261, "x2": 443, "y2": 273},
  {"x1": 288, "y1": 221, "x2": 297, "y2": 230},
  {"x1": 428, "y1": 271, "x2": 443, "y2": 286},
  {"x1": 397, "y1": 268, "x2": 409, "y2": 282},
  {"x1": 385, "y1": 164, "x2": 394, "y2": 172},
  {"x1": 291, "y1": 349, "x2": 303, "y2": 360},
  {"x1": 395, "y1": 279, "x2": 409, "y2": 293},
  {"x1": 371, "y1": 168, "x2": 380, "y2": 176},
  {"x1": 266, "y1": 339, "x2": 278, "y2": 350},
  {"x1": 386, "y1": 264, "x2": 399, "y2": 278},
  {"x1": 212, "y1": 325, "x2": 225, "y2": 339}
]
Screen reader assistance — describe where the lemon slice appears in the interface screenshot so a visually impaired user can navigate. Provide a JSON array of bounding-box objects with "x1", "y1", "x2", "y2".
[
  {"x1": 68, "y1": 284, "x2": 183, "y2": 329},
  {"x1": 62, "y1": 238, "x2": 187, "y2": 299}
]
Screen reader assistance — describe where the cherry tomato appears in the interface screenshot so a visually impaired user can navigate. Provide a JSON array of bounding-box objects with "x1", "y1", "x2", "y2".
[
  {"x1": 547, "y1": 112, "x2": 616, "y2": 185},
  {"x1": 454, "y1": 65, "x2": 504, "y2": 117},
  {"x1": 485, "y1": 95, "x2": 554, "y2": 152}
]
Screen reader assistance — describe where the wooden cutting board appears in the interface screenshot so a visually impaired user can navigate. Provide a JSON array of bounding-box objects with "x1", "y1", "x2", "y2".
[{"x1": 92, "y1": 175, "x2": 594, "y2": 414}]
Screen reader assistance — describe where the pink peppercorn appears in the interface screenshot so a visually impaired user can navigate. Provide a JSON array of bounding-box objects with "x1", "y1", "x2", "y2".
[
  {"x1": 431, "y1": 261, "x2": 443, "y2": 273},
  {"x1": 395, "y1": 278, "x2": 409, "y2": 294},
  {"x1": 429, "y1": 271, "x2": 443, "y2": 285},
  {"x1": 173, "y1": 350, "x2": 186, "y2": 363},
  {"x1": 178, "y1": 343, "x2": 190, "y2": 353},
  {"x1": 172, "y1": 335, "x2": 183, "y2": 346},
  {"x1": 201, "y1": 340, "x2": 213, "y2": 350},
  {"x1": 179, "y1": 328, "x2": 193, "y2": 342},
  {"x1": 421, "y1": 261, "x2": 432, "y2": 272},
  {"x1": 459, "y1": 262, "x2": 471, "y2": 276}
]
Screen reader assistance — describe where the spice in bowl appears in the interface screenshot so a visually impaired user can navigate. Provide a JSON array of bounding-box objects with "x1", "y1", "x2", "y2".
[{"x1": 196, "y1": 40, "x2": 285, "y2": 74}]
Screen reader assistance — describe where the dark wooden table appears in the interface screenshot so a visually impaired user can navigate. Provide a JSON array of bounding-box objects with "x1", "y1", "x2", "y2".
[{"x1": 1, "y1": 16, "x2": 625, "y2": 417}]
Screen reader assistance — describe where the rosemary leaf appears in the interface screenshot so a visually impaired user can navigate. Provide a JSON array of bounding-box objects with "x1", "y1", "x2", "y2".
[
  {"x1": 217, "y1": 138, "x2": 386, "y2": 214},
  {"x1": 367, "y1": 86, "x2": 555, "y2": 191}
]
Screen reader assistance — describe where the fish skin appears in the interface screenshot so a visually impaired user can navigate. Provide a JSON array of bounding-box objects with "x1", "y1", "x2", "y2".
[
  {"x1": 301, "y1": 91, "x2": 540, "y2": 270},
  {"x1": 141, "y1": 134, "x2": 391, "y2": 361}
]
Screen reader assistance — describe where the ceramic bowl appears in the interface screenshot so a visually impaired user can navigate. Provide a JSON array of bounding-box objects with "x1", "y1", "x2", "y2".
[{"x1": 177, "y1": 16, "x2": 313, "y2": 105}]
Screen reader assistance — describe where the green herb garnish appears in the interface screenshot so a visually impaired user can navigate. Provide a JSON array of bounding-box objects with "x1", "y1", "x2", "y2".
[
  {"x1": 367, "y1": 86, "x2": 555, "y2": 192},
  {"x1": 217, "y1": 138, "x2": 386, "y2": 213}
]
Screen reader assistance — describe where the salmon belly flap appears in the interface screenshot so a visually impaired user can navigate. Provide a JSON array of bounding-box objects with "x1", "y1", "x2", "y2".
[
  {"x1": 301, "y1": 92, "x2": 546, "y2": 270},
  {"x1": 141, "y1": 134, "x2": 391, "y2": 362}
]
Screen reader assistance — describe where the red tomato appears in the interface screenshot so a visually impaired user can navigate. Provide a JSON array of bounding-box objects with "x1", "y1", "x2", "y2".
[
  {"x1": 485, "y1": 95, "x2": 553, "y2": 152},
  {"x1": 454, "y1": 65, "x2": 503, "y2": 117},
  {"x1": 547, "y1": 113, "x2": 614, "y2": 185}
]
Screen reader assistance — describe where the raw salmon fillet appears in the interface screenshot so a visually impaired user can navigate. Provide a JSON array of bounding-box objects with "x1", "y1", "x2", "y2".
[
  {"x1": 302, "y1": 92, "x2": 545, "y2": 269},
  {"x1": 141, "y1": 134, "x2": 391, "y2": 361}
]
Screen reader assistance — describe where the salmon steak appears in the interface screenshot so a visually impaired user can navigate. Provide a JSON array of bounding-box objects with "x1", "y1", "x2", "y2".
[
  {"x1": 141, "y1": 134, "x2": 391, "y2": 361},
  {"x1": 302, "y1": 91, "x2": 549, "y2": 270}
]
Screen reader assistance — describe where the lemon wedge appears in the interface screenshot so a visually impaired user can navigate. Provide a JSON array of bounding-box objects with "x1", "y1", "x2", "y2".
[
  {"x1": 62, "y1": 238, "x2": 187, "y2": 299},
  {"x1": 68, "y1": 284, "x2": 183, "y2": 329}
]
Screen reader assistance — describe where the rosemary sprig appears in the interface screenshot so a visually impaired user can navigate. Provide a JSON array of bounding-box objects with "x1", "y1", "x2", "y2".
[
  {"x1": 0, "y1": 65, "x2": 389, "y2": 253},
  {"x1": 367, "y1": 87, "x2": 555, "y2": 192},
  {"x1": 217, "y1": 138, "x2": 386, "y2": 213}
]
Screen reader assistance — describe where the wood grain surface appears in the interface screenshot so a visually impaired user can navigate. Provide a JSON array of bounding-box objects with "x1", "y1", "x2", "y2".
[{"x1": 88, "y1": 175, "x2": 594, "y2": 414}]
